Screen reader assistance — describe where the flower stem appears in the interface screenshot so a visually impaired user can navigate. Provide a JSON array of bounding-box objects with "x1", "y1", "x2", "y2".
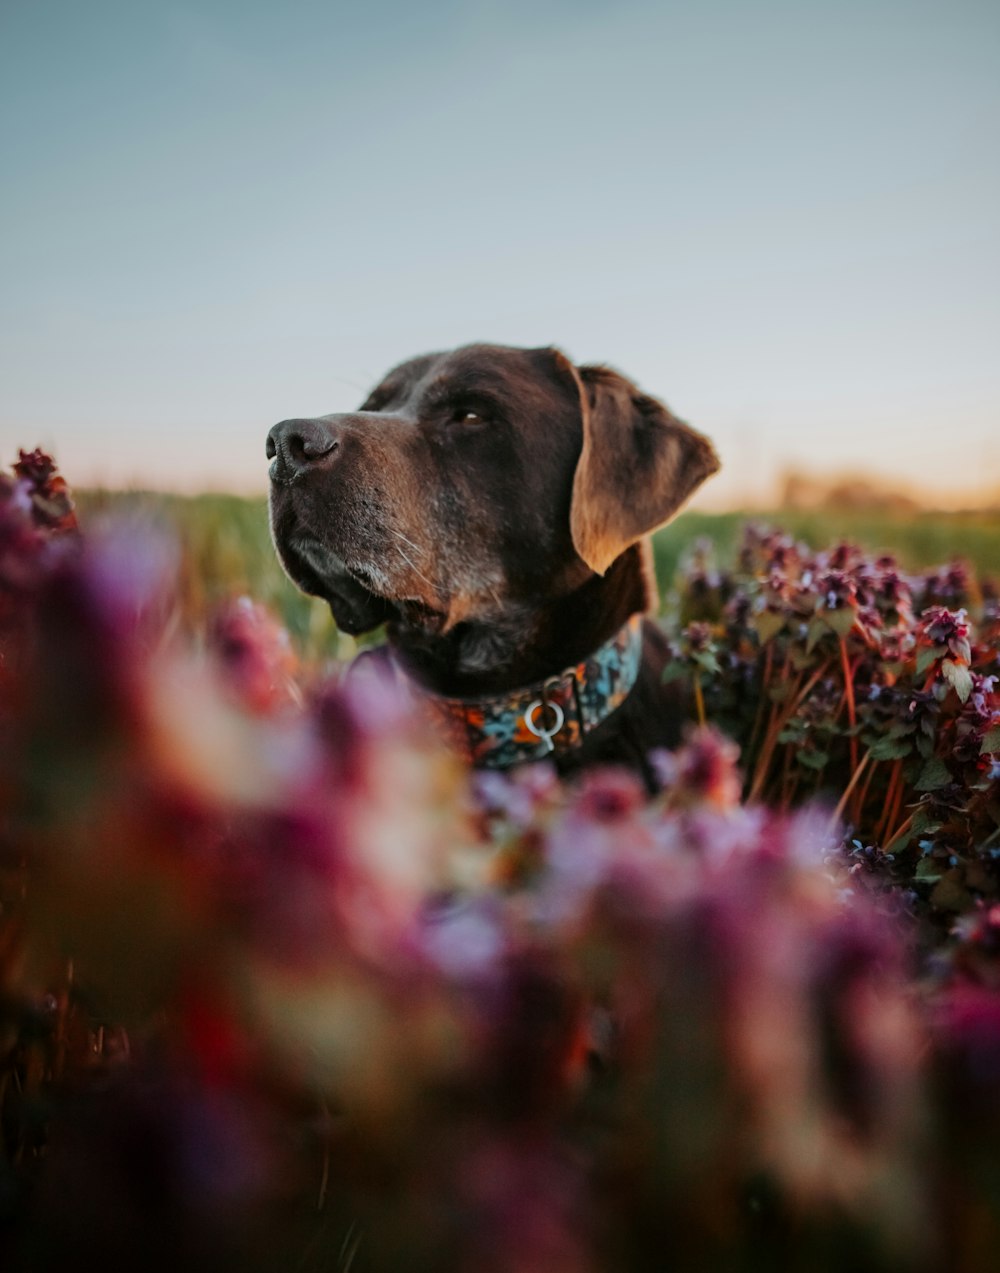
[
  {"x1": 693, "y1": 672, "x2": 706, "y2": 727},
  {"x1": 747, "y1": 659, "x2": 832, "y2": 804},
  {"x1": 876, "y1": 760, "x2": 904, "y2": 846},
  {"x1": 829, "y1": 748, "x2": 871, "y2": 833},
  {"x1": 746, "y1": 642, "x2": 774, "y2": 762},
  {"x1": 884, "y1": 812, "x2": 915, "y2": 853},
  {"x1": 852, "y1": 759, "x2": 877, "y2": 828},
  {"x1": 839, "y1": 636, "x2": 858, "y2": 775}
]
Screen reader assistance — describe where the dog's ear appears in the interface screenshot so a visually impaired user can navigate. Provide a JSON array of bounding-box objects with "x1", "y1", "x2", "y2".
[{"x1": 565, "y1": 362, "x2": 719, "y2": 576}]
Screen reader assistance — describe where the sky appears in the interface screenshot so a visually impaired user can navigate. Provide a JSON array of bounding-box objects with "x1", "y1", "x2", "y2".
[{"x1": 1, "y1": 0, "x2": 998, "y2": 508}]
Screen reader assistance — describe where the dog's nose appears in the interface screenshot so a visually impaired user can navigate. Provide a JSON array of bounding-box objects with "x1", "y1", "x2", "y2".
[{"x1": 267, "y1": 418, "x2": 339, "y2": 481}]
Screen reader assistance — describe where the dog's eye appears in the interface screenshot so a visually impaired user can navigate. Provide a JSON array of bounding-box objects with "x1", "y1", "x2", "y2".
[{"x1": 452, "y1": 408, "x2": 482, "y2": 425}]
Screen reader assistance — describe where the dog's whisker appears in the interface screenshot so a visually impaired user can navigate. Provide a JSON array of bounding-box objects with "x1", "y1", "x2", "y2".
[
  {"x1": 393, "y1": 542, "x2": 436, "y2": 590},
  {"x1": 325, "y1": 371, "x2": 372, "y2": 394},
  {"x1": 389, "y1": 528, "x2": 427, "y2": 559}
]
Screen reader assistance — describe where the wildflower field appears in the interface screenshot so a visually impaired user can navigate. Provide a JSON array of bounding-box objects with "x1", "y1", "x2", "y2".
[{"x1": 2, "y1": 452, "x2": 1000, "y2": 1272}]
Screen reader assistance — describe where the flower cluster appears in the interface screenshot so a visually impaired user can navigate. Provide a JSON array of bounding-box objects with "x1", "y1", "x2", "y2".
[
  {"x1": 0, "y1": 448, "x2": 77, "y2": 623},
  {"x1": 665, "y1": 526, "x2": 1000, "y2": 929},
  {"x1": 1, "y1": 456, "x2": 999, "y2": 1269}
]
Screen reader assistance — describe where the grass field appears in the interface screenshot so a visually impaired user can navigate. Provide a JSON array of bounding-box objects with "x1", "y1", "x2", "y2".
[
  {"x1": 77, "y1": 489, "x2": 1000, "y2": 657},
  {"x1": 652, "y1": 506, "x2": 1000, "y2": 590}
]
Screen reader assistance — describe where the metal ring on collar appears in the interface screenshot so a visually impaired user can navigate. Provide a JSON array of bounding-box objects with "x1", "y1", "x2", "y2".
[{"x1": 524, "y1": 699, "x2": 565, "y2": 754}]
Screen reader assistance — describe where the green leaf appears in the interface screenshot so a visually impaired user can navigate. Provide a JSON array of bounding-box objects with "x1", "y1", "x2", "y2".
[
  {"x1": 796, "y1": 748, "x2": 830, "y2": 770},
  {"x1": 661, "y1": 661, "x2": 689, "y2": 684},
  {"x1": 822, "y1": 605, "x2": 857, "y2": 638},
  {"x1": 754, "y1": 610, "x2": 786, "y2": 645},
  {"x1": 915, "y1": 857, "x2": 942, "y2": 884},
  {"x1": 916, "y1": 734, "x2": 935, "y2": 759},
  {"x1": 915, "y1": 757, "x2": 951, "y2": 792},
  {"x1": 805, "y1": 617, "x2": 829, "y2": 654},
  {"x1": 911, "y1": 807, "x2": 941, "y2": 838},
  {"x1": 941, "y1": 659, "x2": 973, "y2": 703},
  {"x1": 868, "y1": 735, "x2": 913, "y2": 761},
  {"x1": 788, "y1": 646, "x2": 816, "y2": 671},
  {"x1": 915, "y1": 646, "x2": 941, "y2": 679},
  {"x1": 980, "y1": 725, "x2": 1000, "y2": 755},
  {"x1": 910, "y1": 809, "x2": 936, "y2": 840}
]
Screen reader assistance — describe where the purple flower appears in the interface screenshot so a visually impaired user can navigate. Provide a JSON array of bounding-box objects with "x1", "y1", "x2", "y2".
[
  {"x1": 208, "y1": 596, "x2": 298, "y2": 715},
  {"x1": 669, "y1": 727, "x2": 742, "y2": 810},
  {"x1": 817, "y1": 568, "x2": 857, "y2": 612},
  {"x1": 918, "y1": 606, "x2": 971, "y2": 660}
]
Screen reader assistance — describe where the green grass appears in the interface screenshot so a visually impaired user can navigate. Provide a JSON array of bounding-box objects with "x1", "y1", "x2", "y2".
[
  {"x1": 77, "y1": 491, "x2": 1000, "y2": 655},
  {"x1": 653, "y1": 507, "x2": 1000, "y2": 592},
  {"x1": 76, "y1": 490, "x2": 345, "y2": 660}
]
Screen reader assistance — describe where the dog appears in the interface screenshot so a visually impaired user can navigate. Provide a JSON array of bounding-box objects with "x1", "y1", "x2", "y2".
[{"x1": 268, "y1": 344, "x2": 719, "y2": 785}]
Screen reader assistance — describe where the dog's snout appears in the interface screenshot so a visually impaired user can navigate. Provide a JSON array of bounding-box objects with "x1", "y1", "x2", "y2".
[{"x1": 267, "y1": 418, "x2": 339, "y2": 481}]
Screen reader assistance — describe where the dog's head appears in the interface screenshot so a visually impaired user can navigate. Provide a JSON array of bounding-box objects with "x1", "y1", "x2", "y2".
[{"x1": 267, "y1": 343, "x2": 719, "y2": 636}]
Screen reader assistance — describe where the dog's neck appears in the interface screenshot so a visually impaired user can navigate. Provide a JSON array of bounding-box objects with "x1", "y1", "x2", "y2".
[{"x1": 388, "y1": 542, "x2": 654, "y2": 698}]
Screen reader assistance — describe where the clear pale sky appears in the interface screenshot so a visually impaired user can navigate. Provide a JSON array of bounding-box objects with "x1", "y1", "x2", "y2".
[{"x1": 1, "y1": 0, "x2": 998, "y2": 507}]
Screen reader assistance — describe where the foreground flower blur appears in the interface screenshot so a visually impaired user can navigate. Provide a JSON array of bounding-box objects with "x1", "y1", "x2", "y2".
[{"x1": 0, "y1": 453, "x2": 998, "y2": 1272}]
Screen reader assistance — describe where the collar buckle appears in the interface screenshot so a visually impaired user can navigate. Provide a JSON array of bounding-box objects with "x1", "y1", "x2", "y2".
[{"x1": 523, "y1": 697, "x2": 566, "y2": 754}]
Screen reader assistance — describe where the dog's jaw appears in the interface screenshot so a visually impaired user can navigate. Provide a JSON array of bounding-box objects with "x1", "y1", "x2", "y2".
[
  {"x1": 390, "y1": 542, "x2": 655, "y2": 698},
  {"x1": 270, "y1": 533, "x2": 391, "y2": 636}
]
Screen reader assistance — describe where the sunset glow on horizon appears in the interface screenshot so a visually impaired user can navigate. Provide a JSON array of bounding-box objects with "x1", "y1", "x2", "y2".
[{"x1": 2, "y1": 1, "x2": 997, "y2": 512}]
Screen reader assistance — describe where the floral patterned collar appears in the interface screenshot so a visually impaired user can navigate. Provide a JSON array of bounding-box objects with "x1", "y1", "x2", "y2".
[{"x1": 402, "y1": 615, "x2": 644, "y2": 770}]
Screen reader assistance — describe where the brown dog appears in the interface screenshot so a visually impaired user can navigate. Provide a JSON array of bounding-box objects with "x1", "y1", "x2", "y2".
[{"x1": 268, "y1": 344, "x2": 719, "y2": 783}]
